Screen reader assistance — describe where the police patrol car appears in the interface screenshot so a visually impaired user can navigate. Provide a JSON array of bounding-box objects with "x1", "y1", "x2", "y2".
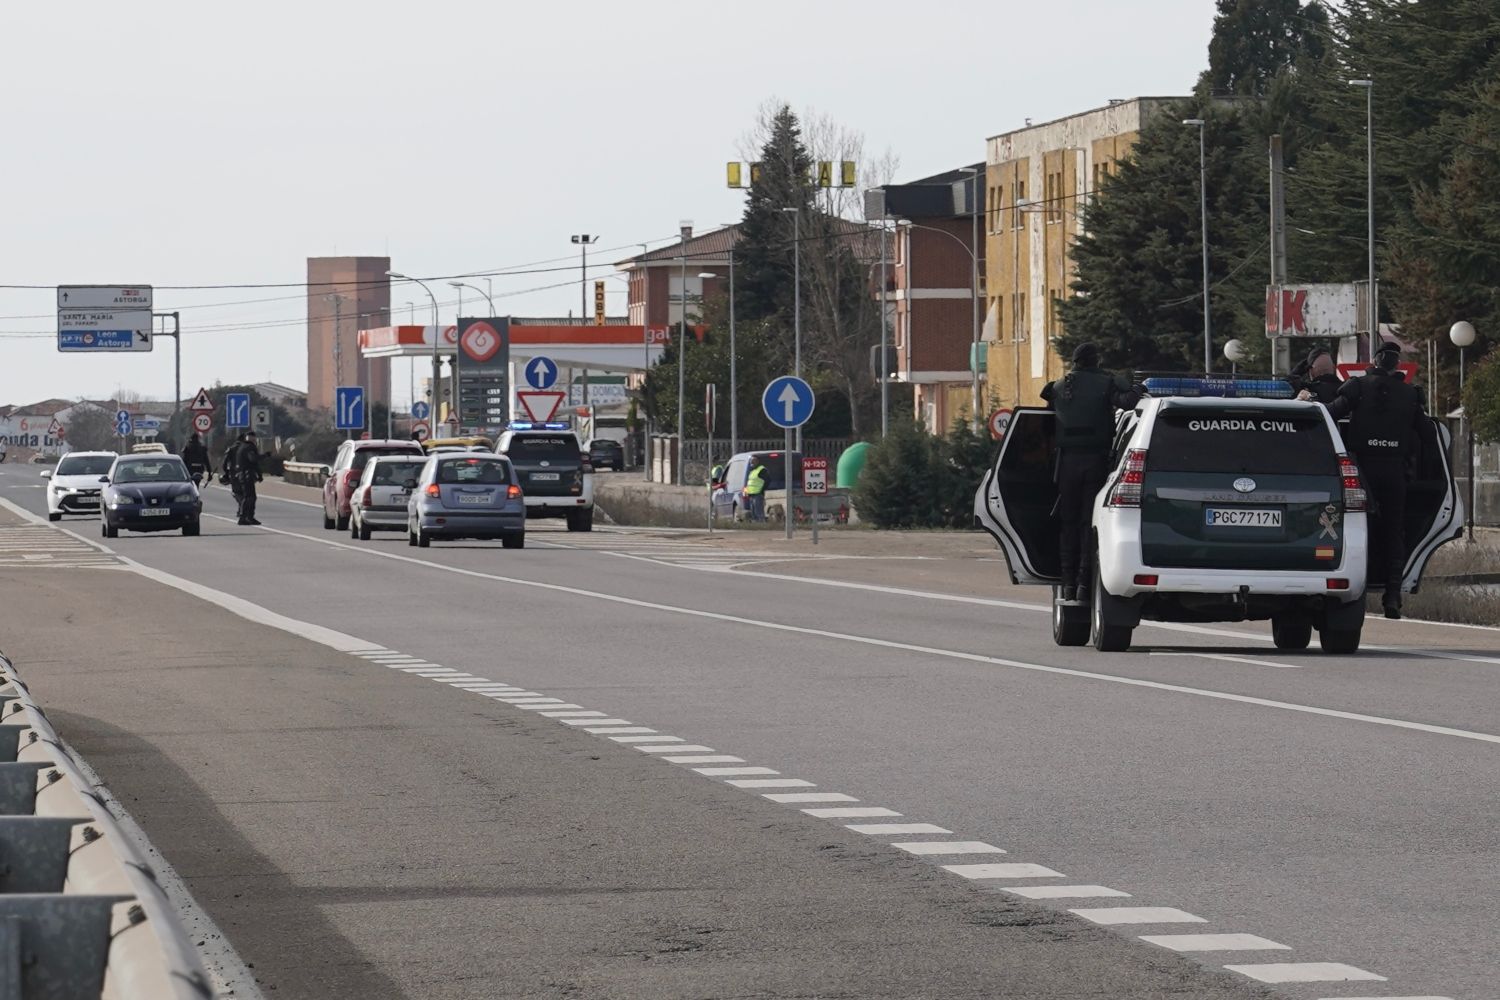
[{"x1": 976, "y1": 375, "x2": 1463, "y2": 654}]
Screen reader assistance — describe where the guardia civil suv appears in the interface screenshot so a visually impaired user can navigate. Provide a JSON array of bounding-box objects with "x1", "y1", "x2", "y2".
[{"x1": 976, "y1": 375, "x2": 1462, "y2": 655}]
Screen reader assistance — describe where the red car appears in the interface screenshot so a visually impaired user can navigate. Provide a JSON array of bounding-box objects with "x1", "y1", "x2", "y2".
[{"x1": 321, "y1": 439, "x2": 426, "y2": 530}]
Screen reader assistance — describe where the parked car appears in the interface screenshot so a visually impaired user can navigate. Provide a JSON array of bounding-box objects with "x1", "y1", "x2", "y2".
[
  {"x1": 975, "y1": 374, "x2": 1462, "y2": 654},
  {"x1": 100, "y1": 454, "x2": 201, "y2": 538},
  {"x1": 710, "y1": 451, "x2": 849, "y2": 524},
  {"x1": 321, "y1": 439, "x2": 426, "y2": 531},
  {"x1": 495, "y1": 426, "x2": 594, "y2": 531},
  {"x1": 585, "y1": 438, "x2": 625, "y2": 472},
  {"x1": 350, "y1": 454, "x2": 431, "y2": 541},
  {"x1": 408, "y1": 452, "x2": 525, "y2": 548},
  {"x1": 41, "y1": 451, "x2": 117, "y2": 520}
]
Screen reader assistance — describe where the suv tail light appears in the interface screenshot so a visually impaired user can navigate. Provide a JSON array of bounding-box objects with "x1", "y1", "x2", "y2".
[
  {"x1": 1338, "y1": 454, "x2": 1367, "y2": 512},
  {"x1": 581, "y1": 458, "x2": 594, "y2": 474},
  {"x1": 1107, "y1": 449, "x2": 1147, "y2": 507},
  {"x1": 343, "y1": 470, "x2": 359, "y2": 491}
]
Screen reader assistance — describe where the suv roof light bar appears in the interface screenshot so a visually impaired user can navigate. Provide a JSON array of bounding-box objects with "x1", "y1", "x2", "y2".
[{"x1": 1137, "y1": 373, "x2": 1296, "y2": 400}]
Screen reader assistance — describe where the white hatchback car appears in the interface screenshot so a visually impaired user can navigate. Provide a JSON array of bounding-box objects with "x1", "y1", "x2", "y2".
[
  {"x1": 41, "y1": 451, "x2": 118, "y2": 521},
  {"x1": 977, "y1": 376, "x2": 1462, "y2": 654}
]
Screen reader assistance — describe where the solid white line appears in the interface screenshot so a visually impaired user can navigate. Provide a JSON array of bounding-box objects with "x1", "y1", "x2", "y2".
[
  {"x1": 801, "y1": 806, "x2": 901, "y2": 819},
  {"x1": 661, "y1": 755, "x2": 743, "y2": 764},
  {"x1": 847, "y1": 822, "x2": 950, "y2": 835},
  {"x1": 890, "y1": 841, "x2": 1004, "y2": 856},
  {"x1": 584, "y1": 726, "x2": 656, "y2": 735},
  {"x1": 727, "y1": 778, "x2": 813, "y2": 788},
  {"x1": 611, "y1": 735, "x2": 683, "y2": 744},
  {"x1": 1001, "y1": 885, "x2": 1130, "y2": 899},
  {"x1": 945, "y1": 863, "x2": 1064, "y2": 880},
  {"x1": 1151, "y1": 651, "x2": 1304, "y2": 670},
  {"x1": 764, "y1": 792, "x2": 858, "y2": 804},
  {"x1": 636, "y1": 745, "x2": 715, "y2": 754},
  {"x1": 1070, "y1": 907, "x2": 1206, "y2": 925},
  {"x1": 1224, "y1": 962, "x2": 1385, "y2": 984},
  {"x1": 1140, "y1": 933, "x2": 1290, "y2": 952},
  {"x1": 694, "y1": 766, "x2": 779, "y2": 776}
]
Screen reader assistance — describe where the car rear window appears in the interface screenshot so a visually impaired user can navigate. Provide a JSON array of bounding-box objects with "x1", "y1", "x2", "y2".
[
  {"x1": 436, "y1": 457, "x2": 512, "y2": 484},
  {"x1": 113, "y1": 459, "x2": 189, "y2": 483},
  {"x1": 1147, "y1": 410, "x2": 1337, "y2": 475},
  {"x1": 56, "y1": 455, "x2": 114, "y2": 476},
  {"x1": 352, "y1": 446, "x2": 422, "y2": 472},
  {"x1": 506, "y1": 436, "x2": 580, "y2": 462},
  {"x1": 749, "y1": 453, "x2": 801, "y2": 491},
  {"x1": 370, "y1": 460, "x2": 426, "y2": 485}
]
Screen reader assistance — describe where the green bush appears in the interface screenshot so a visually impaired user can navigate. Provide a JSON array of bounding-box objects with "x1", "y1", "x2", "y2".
[{"x1": 852, "y1": 419, "x2": 997, "y2": 529}]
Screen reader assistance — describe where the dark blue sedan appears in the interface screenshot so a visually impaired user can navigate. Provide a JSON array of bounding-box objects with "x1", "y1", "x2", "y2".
[{"x1": 101, "y1": 455, "x2": 202, "y2": 538}]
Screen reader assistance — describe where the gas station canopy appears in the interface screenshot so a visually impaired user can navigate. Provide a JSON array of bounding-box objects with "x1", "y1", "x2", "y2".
[{"x1": 357, "y1": 324, "x2": 674, "y2": 372}]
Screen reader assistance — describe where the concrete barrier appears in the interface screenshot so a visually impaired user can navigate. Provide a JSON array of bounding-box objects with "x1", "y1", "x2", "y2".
[
  {"x1": 0, "y1": 655, "x2": 212, "y2": 1000},
  {"x1": 282, "y1": 460, "x2": 328, "y2": 488}
]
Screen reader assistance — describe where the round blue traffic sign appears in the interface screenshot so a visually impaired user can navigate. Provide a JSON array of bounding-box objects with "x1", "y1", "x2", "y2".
[
  {"x1": 411, "y1": 401, "x2": 430, "y2": 421},
  {"x1": 525, "y1": 356, "x2": 558, "y2": 390},
  {"x1": 761, "y1": 376, "x2": 815, "y2": 429}
]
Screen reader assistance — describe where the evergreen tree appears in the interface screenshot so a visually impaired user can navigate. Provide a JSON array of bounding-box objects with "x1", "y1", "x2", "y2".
[
  {"x1": 735, "y1": 105, "x2": 816, "y2": 328},
  {"x1": 1199, "y1": 0, "x2": 1329, "y2": 97}
]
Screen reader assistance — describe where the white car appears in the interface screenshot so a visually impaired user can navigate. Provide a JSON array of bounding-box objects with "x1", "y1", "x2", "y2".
[
  {"x1": 977, "y1": 376, "x2": 1462, "y2": 654},
  {"x1": 41, "y1": 451, "x2": 118, "y2": 521}
]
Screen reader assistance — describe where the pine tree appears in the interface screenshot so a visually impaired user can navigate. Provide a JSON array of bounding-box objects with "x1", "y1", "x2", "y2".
[
  {"x1": 735, "y1": 106, "x2": 816, "y2": 328},
  {"x1": 1199, "y1": 0, "x2": 1329, "y2": 97}
]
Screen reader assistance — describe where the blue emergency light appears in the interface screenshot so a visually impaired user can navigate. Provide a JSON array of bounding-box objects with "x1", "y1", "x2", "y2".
[
  {"x1": 1140, "y1": 374, "x2": 1296, "y2": 400},
  {"x1": 507, "y1": 421, "x2": 571, "y2": 431}
]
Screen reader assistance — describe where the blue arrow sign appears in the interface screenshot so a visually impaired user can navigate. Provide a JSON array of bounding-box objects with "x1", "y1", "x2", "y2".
[
  {"x1": 525, "y1": 356, "x2": 558, "y2": 390},
  {"x1": 411, "y1": 400, "x2": 430, "y2": 421},
  {"x1": 225, "y1": 393, "x2": 251, "y2": 428},
  {"x1": 335, "y1": 386, "x2": 365, "y2": 431},
  {"x1": 761, "y1": 376, "x2": 815, "y2": 429},
  {"x1": 114, "y1": 409, "x2": 133, "y2": 436}
]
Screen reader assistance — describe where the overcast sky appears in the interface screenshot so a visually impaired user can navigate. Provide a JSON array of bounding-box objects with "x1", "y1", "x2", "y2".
[{"x1": 0, "y1": 0, "x2": 1215, "y2": 408}]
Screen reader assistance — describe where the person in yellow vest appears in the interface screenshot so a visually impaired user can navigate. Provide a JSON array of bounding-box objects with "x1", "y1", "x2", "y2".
[{"x1": 742, "y1": 459, "x2": 768, "y2": 522}]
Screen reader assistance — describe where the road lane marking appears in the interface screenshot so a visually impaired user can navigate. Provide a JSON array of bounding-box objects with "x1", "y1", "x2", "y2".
[
  {"x1": 727, "y1": 778, "x2": 813, "y2": 788},
  {"x1": 585, "y1": 726, "x2": 656, "y2": 735},
  {"x1": 1001, "y1": 885, "x2": 1130, "y2": 899},
  {"x1": 846, "y1": 823, "x2": 950, "y2": 835},
  {"x1": 1151, "y1": 651, "x2": 1304, "y2": 670},
  {"x1": 1071, "y1": 907, "x2": 1206, "y2": 925},
  {"x1": 800, "y1": 807, "x2": 901, "y2": 819},
  {"x1": 611, "y1": 735, "x2": 683, "y2": 743},
  {"x1": 1140, "y1": 933, "x2": 1290, "y2": 952},
  {"x1": 1225, "y1": 963, "x2": 1386, "y2": 983},
  {"x1": 945, "y1": 863, "x2": 1064, "y2": 879},
  {"x1": 561, "y1": 717, "x2": 630, "y2": 725},
  {"x1": 694, "y1": 766, "x2": 779, "y2": 776},
  {"x1": 637, "y1": 745, "x2": 715, "y2": 754},
  {"x1": 662, "y1": 755, "x2": 744, "y2": 764},
  {"x1": 1316, "y1": 996, "x2": 1451, "y2": 999},
  {"x1": 890, "y1": 841, "x2": 1005, "y2": 856},
  {"x1": 765, "y1": 793, "x2": 859, "y2": 804}
]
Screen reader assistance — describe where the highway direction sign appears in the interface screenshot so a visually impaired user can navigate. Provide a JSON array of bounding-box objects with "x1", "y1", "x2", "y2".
[
  {"x1": 114, "y1": 410, "x2": 133, "y2": 436},
  {"x1": 225, "y1": 393, "x2": 251, "y2": 428},
  {"x1": 802, "y1": 456, "x2": 829, "y2": 495},
  {"x1": 56, "y1": 286, "x2": 154, "y2": 353},
  {"x1": 411, "y1": 401, "x2": 430, "y2": 421},
  {"x1": 762, "y1": 376, "x2": 815, "y2": 429},
  {"x1": 190, "y1": 388, "x2": 214, "y2": 413},
  {"x1": 335, "y1": 386, "x2": 365, "y2": 431},
  {"x1": 525, "y1": 356, "x2": 559, "y2": 390},
  {"x1": 192, "y1": 413, "x2": 213, "y2": 434}
]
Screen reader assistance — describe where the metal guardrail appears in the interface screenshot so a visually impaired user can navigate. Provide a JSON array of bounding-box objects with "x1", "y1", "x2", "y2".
[
  {"x1": 0, "y1": 654, "x2": 212, "y2": 1000},
  {"x1": 282, "y1": 461, "x2": 327, "y2": 488}
]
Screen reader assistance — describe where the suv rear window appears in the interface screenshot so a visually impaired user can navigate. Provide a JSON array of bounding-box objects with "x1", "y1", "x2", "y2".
[
  {"x1": 506, "y1": 436, "x2": 580, "y2": 462},
  {"x1": 1147, "y1": 410, "x2": 1337, "y2": 475},
  {"x1": 351, "y1": 446, "x2": 422, "y2": 472}
]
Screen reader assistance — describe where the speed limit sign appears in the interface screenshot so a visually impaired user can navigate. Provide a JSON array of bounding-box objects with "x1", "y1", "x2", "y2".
[
  {"x1": 988, "y1": 408, "x2": 1012, "y2": 441},
  {"x1": 192, "y1": 412, "x2": 213, "y2": 434}
]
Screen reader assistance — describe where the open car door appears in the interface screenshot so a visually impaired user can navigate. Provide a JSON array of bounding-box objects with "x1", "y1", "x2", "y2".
[
  {"x1": 1400, "y1": 416, "x2": 1464, "y2": 594},
  {"x1": 974, "y1": 407, "x2": 1061, "y2": 585}
]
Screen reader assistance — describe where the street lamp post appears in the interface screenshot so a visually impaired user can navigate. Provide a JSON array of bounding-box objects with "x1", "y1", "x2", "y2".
[
  {"x1": 572, "y1": 234, "x2": 600, "y2": 405},
  {"x1": 449, "y1": 281, "x2": 496, "y2": 315},
  {"x1": 1183, "y1": 118, "x2": 1212, "y2": 373},
  {"x1": 637, "y1": 245, "x2": 651, "y2": 480},
  {"x1": 699, "y1": 259, "x2": 737, "y2": 456},
  {"x1": 1450, "y1": 320, "x2": 1477, "y2": 541},
  {"x1": 1350, "y1": 80, "x2": 1376, "y2": 358},
  {"x1": 387, "y1": 271, "x2": 440, "y2": 435},
  {"x1": 675, "y1": 255, "x2": 687, "y2": 485},
  {"x1": 959, "y1": 167, "x2": 982, "y2": 431},
  {"x1": 781, "y1": 206, "x2": 802, "y2": 450},
  {"x1": 878, "y1": 218, "x2": 889, "y2": 437}
]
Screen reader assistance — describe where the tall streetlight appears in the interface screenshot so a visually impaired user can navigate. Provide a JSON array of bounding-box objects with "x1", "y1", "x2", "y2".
[
  {"x1": 699, "y1": 262, "x2": 737, "y2": 455},
  {"x1": 637, "y1": 244, "x2": 651, "y2": 480},
  {"x1": 1183, "y1": 118, "x2": 1212, "y2": 373},
  {"x1": 1450, "y1": 320, "x2": 1477, "y2": 541},
  {"x1": 959, "y1": 167, "x2": 983, "y2": 430},
  {"x1": 876, "y1": 217, "x2": 890, "y2": 437},
  {"x1": 674, "y1": 255, "x2": 688, "y2": 485},
  {"x1": 387, "y1": 271, "x2": 440, "y2": 431},
  {"x1": 571, "y1": 235, "x2": 600, "y2": 405},
  {"x1": 405, "y1": 300, "x2": 415, "y2": 429},
  {"x1": 1350, "y1": 79, "x2": 1376, "y2": 358},
  {"x1": 780, "y1": 206, "x2": 802, "y2": 448},
  {"x1": 449, "y1": 281, "x2": 496, "y2": 316}
]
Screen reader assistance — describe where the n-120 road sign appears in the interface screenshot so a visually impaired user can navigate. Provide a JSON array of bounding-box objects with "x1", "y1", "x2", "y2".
[
  {"x1": 335, "y1": 386, "x2": 365, "y2": 430},
  {"x1": 56, "y1": 286, "x2": 154, "y2": 353},
  {"x1": 225, "y1": 393, "x2": 251, "y2": 428},
  {"x1": 761, "y1": 376, "x2": 815, "y2": 429},
  {"x1": 802, "y1": 456, "x2": 829, "y2": 495}
]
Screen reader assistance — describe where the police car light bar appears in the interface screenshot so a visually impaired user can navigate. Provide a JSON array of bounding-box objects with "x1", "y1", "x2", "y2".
[
  {"x1": 1137, "y1": 373, "x2": 1296, "y2": 400},
  {"x1": 507, "y1": 421, "x2": 572, "y2": 431}
]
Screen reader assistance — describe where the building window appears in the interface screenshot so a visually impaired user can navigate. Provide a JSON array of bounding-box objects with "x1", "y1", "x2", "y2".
[
  {"x1": 989, "y1": 185, "x2": 1000, "y2": 233},
  {"x1": 994, "y1": 295, "x2": 1004, "y2": 342},
  {"x1": 1012, "y1": 179, "x2": 1027, "y2": 229},
  {"x1": 1049, "y1": 291, "x2": 1064, "y2": 335},
  {"x1": 1046, "y1": 169, "x2": 1064, "y2": 223}
]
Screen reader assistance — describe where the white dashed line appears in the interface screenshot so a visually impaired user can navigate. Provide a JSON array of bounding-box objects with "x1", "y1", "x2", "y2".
[
  {"x1": 1001, "y1": 885, "x2": 1130, "y2": 899},
  {"x1": 1140, "y1": 933, "x2": 1290, "y2": 952},
  {"x1": 561, "y1": 717, "x2": 631, "y2": 726},
  {"x1": 945, "y1": 863, "x2": 1065, "y2": 880},
  {"x1": 800, "y1": 807, "x2": 901, "y2": 819},
  {"x1": 728, "y1": 778, "x2": 814, "y2": 788},
  {"x1": 847, "y1": 823, "x2": 950, "y2": 835},
  {"x1": 540, "y1": 710, "x2": 606, "y2": 717},
  {"x1": 764, "y1": 793, "x2": 859, "y2": 804},
  {"x1": 611, "y1": 735, "x2": 683, "y2": 744},
  {"x1": 636, "y1": 745, "x2": 715, "y2": 754},
  {"x1": 1225, "y1": 963, "x2": 1386, "y2": 984},
  {"x1": 890, "y1": 841, "x2": 1005, "y2": 856},
  {"x1": 1317, "y1": 996, "x2": 1451, "y2": 999},
  {"x1": 1071, "y1": 907, "x2": 1206, "y2": 925},
  {"x1": 662, "y1": 755, "x2": 744, "y2": 764},
  {"x1": 585, "y1": 726, "x2": 656, "y2": 735},
  {"x1": 521, "y1": 704, "x2": 587, "y2": 711},
  {"x1": 694, "y1": 766, "x2": 779, "y2": 776}
]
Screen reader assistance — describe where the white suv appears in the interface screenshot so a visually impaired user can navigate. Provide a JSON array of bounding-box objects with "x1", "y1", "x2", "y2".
[
  {"x1": 41, "y1": 451, "x2": 118, "y2": 520},
  {"x1": 977, "y1": 377, "x2": 1462, "y2": 654}
]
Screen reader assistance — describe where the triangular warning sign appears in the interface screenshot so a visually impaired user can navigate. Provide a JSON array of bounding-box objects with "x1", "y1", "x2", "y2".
[
  {"x1": 516, "y1": 390, "x2": 565, "y2": 422},
  {"x1": 190, "y1": 388, "x2": 214, "y2": 413}
]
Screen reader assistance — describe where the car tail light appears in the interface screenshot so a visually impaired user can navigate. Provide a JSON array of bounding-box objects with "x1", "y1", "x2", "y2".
[
  {"x1": 1326, "y1": 578, "x2": 1350, "y2": 591},
  {"x1": 425, "y1": 483, "x2": 441, "y2": 498},
  {"x1": 1338, "y1": 454, "x2": 1366, "y2": 512},
  {"x1": 581, "y1": 459, "x2": 594, "y2": 474},
  {"x1": 1107, "y1": 449, "x2": 1147, "y2": 507},
  {"x1": 507, "y1": 484, "x2": 522, "y2": 499},
  {"x1": 361, "y1": 487, "x2": 372, "y2": 506},
  {"x1": 1133, "y1": 574, "x2": 1158, "y2": 586}
]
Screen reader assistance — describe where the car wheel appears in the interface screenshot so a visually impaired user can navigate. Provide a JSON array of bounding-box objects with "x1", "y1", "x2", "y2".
[
  {"x1": 502, "y1": 532, "x2": 525, "y2": 550},
  {"x1": 357, "y1": 518, "x2": 371, "y2": 541},
  {"x1": 407, "y1": 524, "x2": 418, "y2": 547},
  {"x1": 323, "y1": 507, "x2": 335, "y2": 530},
  {"x1": 349, "y1": 514, "x2": 360, "y2": 539},
  {"x1": 335, "y1": 514, "x2": 350, "y2": 532},
  {"x1": 567, "y1": 509, "x2": 593, "y2": 532},
  {"x1": 1319, "y1": 624, "x2": 1362, "y2": 654},
  {"x1": 182, "y1": 522, "x2": 200, "y2": 537},
  {"x1": 1271, "y1": 617, "x2": 1312, "y2": 650},
  {"x1": 416, "y1": 527, "x2": 431, "y2": 548},
  {"x1": 1051, "y1": 586, "x2": 1090, "y2": 646},
  {"x1": 1089, "y1": 567, "x2": 1133, "y2": 653},
  {"x1": 102, "y1": 519, "x2": 118, "y2": 539},
  {"x1": 47, "y1": 512, "x2": 61, "y2": 522}
]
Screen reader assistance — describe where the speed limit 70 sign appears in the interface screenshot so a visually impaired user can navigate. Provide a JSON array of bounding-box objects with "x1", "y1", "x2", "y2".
[{"x1": 802, "y1": 456, "x2": 829, "y2": 495}]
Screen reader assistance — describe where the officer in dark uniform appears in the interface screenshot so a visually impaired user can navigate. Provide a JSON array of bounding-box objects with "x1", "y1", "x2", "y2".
[
  {"x1": 180, "y1": 433, "x2": 213, "y2": 485},
  {"x1": 1290, "y1": 347, "x2": 1341, "y2": 405},
  {"x1": 1328, "y1": 341, "x2": 1426, "y2": 619},
  {"x1": 222, "y1": 433, "x2": 245, "y2": 505},
  {"x1": 235, "y1": 432, "x2": 264, "y2": 526},
  {"x1": 1041, "y1": 343, "x2": 1143, "y2": 601}
]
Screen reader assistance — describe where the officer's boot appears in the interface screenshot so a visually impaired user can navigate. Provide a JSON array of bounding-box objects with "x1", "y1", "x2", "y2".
[{"x1": 1383, "y1": 581, "x2": 1402, "y2": 620}]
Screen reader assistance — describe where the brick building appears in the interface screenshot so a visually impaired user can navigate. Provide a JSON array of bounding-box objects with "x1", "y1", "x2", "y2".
[{"x1": 306, "y1": 256, "x2": 392, "y2": 412}]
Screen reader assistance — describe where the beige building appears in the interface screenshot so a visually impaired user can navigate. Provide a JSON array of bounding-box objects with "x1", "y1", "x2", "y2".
[{"x1": 984, "y1": 98, "x2": 1183, "y2": 407}]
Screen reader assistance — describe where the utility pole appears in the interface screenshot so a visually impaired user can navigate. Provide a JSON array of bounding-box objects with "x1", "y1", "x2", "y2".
[
  {"x1": 879, "y1": 215, "x2": 889, "y2": 438},
  {"x1": 676, "y1": 254, "x2": 687, "y2": 485},
  {"x1": 572, "y1": 234, "x2": 599, "y2": 405},
  {"x1": 1268, "y1": 135, "x2": 1290, "y2": 375}
]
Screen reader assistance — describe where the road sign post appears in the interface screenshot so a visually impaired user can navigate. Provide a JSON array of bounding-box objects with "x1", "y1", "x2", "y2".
[
  {"x1": 762, "y1": 376, "x2": 815, "y2": 540},
  {"x1": 335, "y1": 386, "x2": 365, "y2": 432},
  {"x1": 192, "y1": 413, "x2": 212, "y2": 434},
  {"x1": 525, "y1": 356, "x2": 559, "y2": 390},
  {"x1": 114, "y1": 410, "x2": 133, "y2": 440},
  {"x1": 225, "y1": 393, "x2": 251, "y2": 429},
  {"x1": 56, "y1": 286, "x2": 154, "y2": 353},
  {"x1": 802, "y1": 456, "x2": 829, "y2": 546},
  {"x1": 988, "y1": 408, "x2": 1013, "y2": 442}
]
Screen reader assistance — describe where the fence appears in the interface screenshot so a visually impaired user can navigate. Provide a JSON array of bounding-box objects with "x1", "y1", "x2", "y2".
[
  {"x1": 1443, "y1": 418, "x2": 1499, "y2": 528},
  {"x1": 0, "y1": 655, "x2": 213, "y2": 999},
  {"x1": 649, "y1": 436, "x2": 854, "y2": 485}
]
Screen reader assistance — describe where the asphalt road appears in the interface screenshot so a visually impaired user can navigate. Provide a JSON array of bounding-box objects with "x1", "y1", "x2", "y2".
[{"x1": 1, "y1": 461, "x2": 1495, "y2": 999}]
